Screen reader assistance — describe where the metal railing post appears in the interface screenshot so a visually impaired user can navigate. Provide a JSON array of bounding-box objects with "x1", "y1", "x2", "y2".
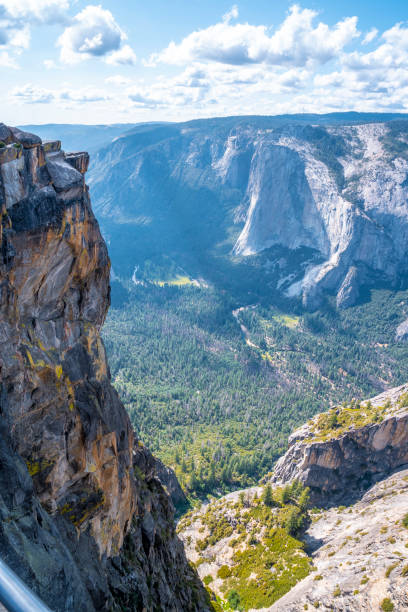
[{"x1": 0, "y1": 558, "x2": 53, "y2": 612}]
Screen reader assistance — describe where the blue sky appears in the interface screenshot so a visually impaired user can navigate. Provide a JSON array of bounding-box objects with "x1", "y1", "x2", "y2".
[{"x1": 1, "y1": 0, "x2": 408, "y2": 124}]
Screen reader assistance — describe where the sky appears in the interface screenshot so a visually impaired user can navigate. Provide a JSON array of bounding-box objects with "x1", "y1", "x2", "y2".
[{"x1": 1, "y1": 0, "x2": 408, "y2": 124}]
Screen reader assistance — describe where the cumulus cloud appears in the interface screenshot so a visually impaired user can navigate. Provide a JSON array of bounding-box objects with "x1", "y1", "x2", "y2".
[
  {"x1": 57, "y1": 5, "x2": 134, "y2": 64},
  {"x1": 0, "y1": 0, "x2": 69, "y2": 23},
  {"x1": 106, "y1": 44, "x2": 137, "y2": 65},
  {"x1": 148, "y1": 5, "x2": 359, "y2": 67},
  {"x1": 343, "y1": 23, "x2": 408, "y2": 71},
  {"x1": 0, "y1": 0, "x2": 70, "y2": 68}
]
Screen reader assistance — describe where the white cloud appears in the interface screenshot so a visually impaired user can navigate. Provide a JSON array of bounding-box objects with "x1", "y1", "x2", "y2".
[
  {"x1": 362, "y1": 28, "x2": 378, "y2": 45},
  {"x1": 12, "y1": 83, "x2": 55, "y2": 104},
  {"x1": 106, "y1": 44, "x2": 137, "y2": 65},
  {"x1": 60, "y1": 88, "x2": 109, "y2": 102},
  {"x1": 11, "y1": 83, "x2": 111, "y2": 105},
  {"x1": 223, "y1": 5, "x2": 238, "y2": 24},
  {"x1": 0, "y1": 0, "x2": 69, "y2": 23},
  {"x1": 0, "y1": 0, "x2": 69, "y2": 68},
  {"x1": 105, "y1": 75, "x2": 132, "y2": 86},
  {"x1": 57, "y1": 5, "x2": 127, "y2": 64},
  {"x1": 148, "y1": 5, "x2": 359, "y2": 67},
  {"x1": 0, "y1": 50, "x2": 19, "y2": 68}
]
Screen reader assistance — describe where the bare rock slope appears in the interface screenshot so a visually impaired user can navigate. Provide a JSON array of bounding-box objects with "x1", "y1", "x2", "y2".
[
  {"x1": 270, "y1": 467, "x2": 408, "y2": 611},
  {"x1": 0, "y1": 125, "x2": 209, "y2": 611}
]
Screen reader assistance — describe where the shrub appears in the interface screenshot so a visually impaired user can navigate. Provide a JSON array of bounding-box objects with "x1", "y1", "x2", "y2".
[
  {"x1": 227, "y1": 589, "x2": 241, "y2": 610},
  {"x1": 203, "y1": 575, "x2": 213, "y2": 585},
  {"x1": 333, "y1": 585, "x2": 341, "y2": 597},
  {"x1": 217, "y1": 565, "x2": 232, "y2": 579},
  {"x1": 401, "y1": 564, "x2": 408, "y2": 577},
  {"x1": 380, "y1": 598, "x2": 394, "y2": 611},
  {"x1": 402, "y1": 513, "x2": 408, "y2": 528},
  {"x1": 0, "y1": 142, "x2": 5, "y2": 148}
]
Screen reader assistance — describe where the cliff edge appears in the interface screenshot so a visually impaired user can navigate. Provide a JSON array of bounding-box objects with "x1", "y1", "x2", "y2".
[
  {"x1": 271, "y1": 383, "x2": 408, "y2": 505},
  {"x1": 0, "y1": 125, "x2": 209, "y2": 611}
]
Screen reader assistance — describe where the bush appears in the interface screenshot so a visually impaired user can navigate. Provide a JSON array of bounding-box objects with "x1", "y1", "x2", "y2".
[
  {"x1": 402, "y1": 513, "x2": 408, "y2": 528},
  {"x1": 380, "y1": 598, "x2": 394, "y2": 611},
  {"x1": 217, "y1": 565, "x2": 231, "y2": 579},
  {"x1": 203, "y1": 575, "x2": 213, "y2": 585},
  {"x1": 227, "y1": 589, "x2": 242, "y2": 610}
]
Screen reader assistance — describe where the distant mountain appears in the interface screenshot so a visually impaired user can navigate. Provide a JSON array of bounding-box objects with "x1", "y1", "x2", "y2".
[
  {"x1": 19, "y1": 123, "x2": 139, "y2": 155},
  {"x1": 88, "y1": 113, "x2": 408, "y2": 309}
]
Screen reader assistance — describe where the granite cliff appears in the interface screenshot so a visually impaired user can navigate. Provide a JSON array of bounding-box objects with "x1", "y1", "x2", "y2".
[
  {"x1": 88, "y1": 115, "x2": 408, "y2": 309},
  {"x1": 0, "y1": 125, "x2": 209, "y2": 611},
  {"x1": 271, "y1": 383, "x2": 408, "y2": 505}
]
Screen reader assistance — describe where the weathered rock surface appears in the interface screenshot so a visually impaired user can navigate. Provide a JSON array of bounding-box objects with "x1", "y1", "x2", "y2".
[
  {"x1": 271, "y1": 383, "x2": 408, "y2": 505},
  {"x1": 0, "y1": 124, "x2": 209, "y2": 611},
  {"x1": 395, "y1": 317, "x2": 408, "y2": 342},
  {"x1": 270, "y1": 467, "x2": 408, "y2": 611}
]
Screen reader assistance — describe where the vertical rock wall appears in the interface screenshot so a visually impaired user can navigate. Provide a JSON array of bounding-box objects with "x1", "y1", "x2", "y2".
[{"x1": 0, "y1": 124, "x2": 209, "y2": 611}]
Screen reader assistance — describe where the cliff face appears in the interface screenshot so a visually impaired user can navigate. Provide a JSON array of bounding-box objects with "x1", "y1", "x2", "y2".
[
  {"x1": 0, "y1": 125, "x2": 209, "y2": 611},
  {"x1": 271, "y1": 383, "x2": 408, "y2": 505},
  {"x1": 88, "y1": 116, "x2": 408, "y2": 309}
]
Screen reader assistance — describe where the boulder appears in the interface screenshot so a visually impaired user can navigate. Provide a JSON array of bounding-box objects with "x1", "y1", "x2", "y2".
[
  {"x1": 46, "y1": 152, "x2": 83, "y2": 192},
  {"x1": 0, "y1": 123, "x2": 12, "y2": 144},
  {"x1": 395, "y1": 318, "x2": 408, "y2": 342},
  {"x1": 9, "y1": 126, "x2": 42, "y2": 148}
]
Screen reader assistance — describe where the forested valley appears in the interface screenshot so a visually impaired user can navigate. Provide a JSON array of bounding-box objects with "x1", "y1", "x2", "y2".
[{"x1": 103, "y1": 281, "x2": 408, "y2": 504}]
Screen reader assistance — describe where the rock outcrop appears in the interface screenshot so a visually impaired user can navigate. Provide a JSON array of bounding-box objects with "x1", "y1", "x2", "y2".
[
  {"x1": 395, "y1": 317, "x2": 408, "y2": 342},
  {"x1": 271, "y1": 383, "x2": 408, "y2": 505},
  {"x1": 88, "y1": 115, "x2": 408, "y2": 308},
  {"x1": 0, "y1": 124, "x2": 209, "y2": 611}
]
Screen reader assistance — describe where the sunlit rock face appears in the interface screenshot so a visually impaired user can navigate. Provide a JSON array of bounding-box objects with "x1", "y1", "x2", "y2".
[
  {"x1": 270, "y1": 383, "x2": 408, "y2": 505},
  {"x1": 90, "y1": 117, "x2": 408, "y2": 308},
  {"x1": 0, "y1": 124, "x2": 209, "y2": 612}
]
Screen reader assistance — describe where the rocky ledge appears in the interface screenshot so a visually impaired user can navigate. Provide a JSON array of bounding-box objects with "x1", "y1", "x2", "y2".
[
  {"x1": 271, "y1": 383, "x2": 408, "y2": 505},
  {"x1": 0, "y1": 125, "x2": 209, "y2": 611}
]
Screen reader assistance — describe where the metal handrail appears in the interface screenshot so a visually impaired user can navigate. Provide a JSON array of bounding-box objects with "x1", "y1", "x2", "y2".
[{"x1": 0, "y1": 558, "x2": 53, "y2": 612}]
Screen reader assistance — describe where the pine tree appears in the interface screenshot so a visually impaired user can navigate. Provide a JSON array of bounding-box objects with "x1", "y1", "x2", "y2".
[
  {"x1": 262, "y1": 484, "x2": 274, "y2": 507},
  {"x1": 298, "y1": 487, "x2": 310, "y2": 511}
]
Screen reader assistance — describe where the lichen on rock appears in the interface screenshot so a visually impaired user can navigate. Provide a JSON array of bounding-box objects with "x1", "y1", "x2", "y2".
[{"x1": 0, "y1": 124, "x2": 210, "y2": 611}]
